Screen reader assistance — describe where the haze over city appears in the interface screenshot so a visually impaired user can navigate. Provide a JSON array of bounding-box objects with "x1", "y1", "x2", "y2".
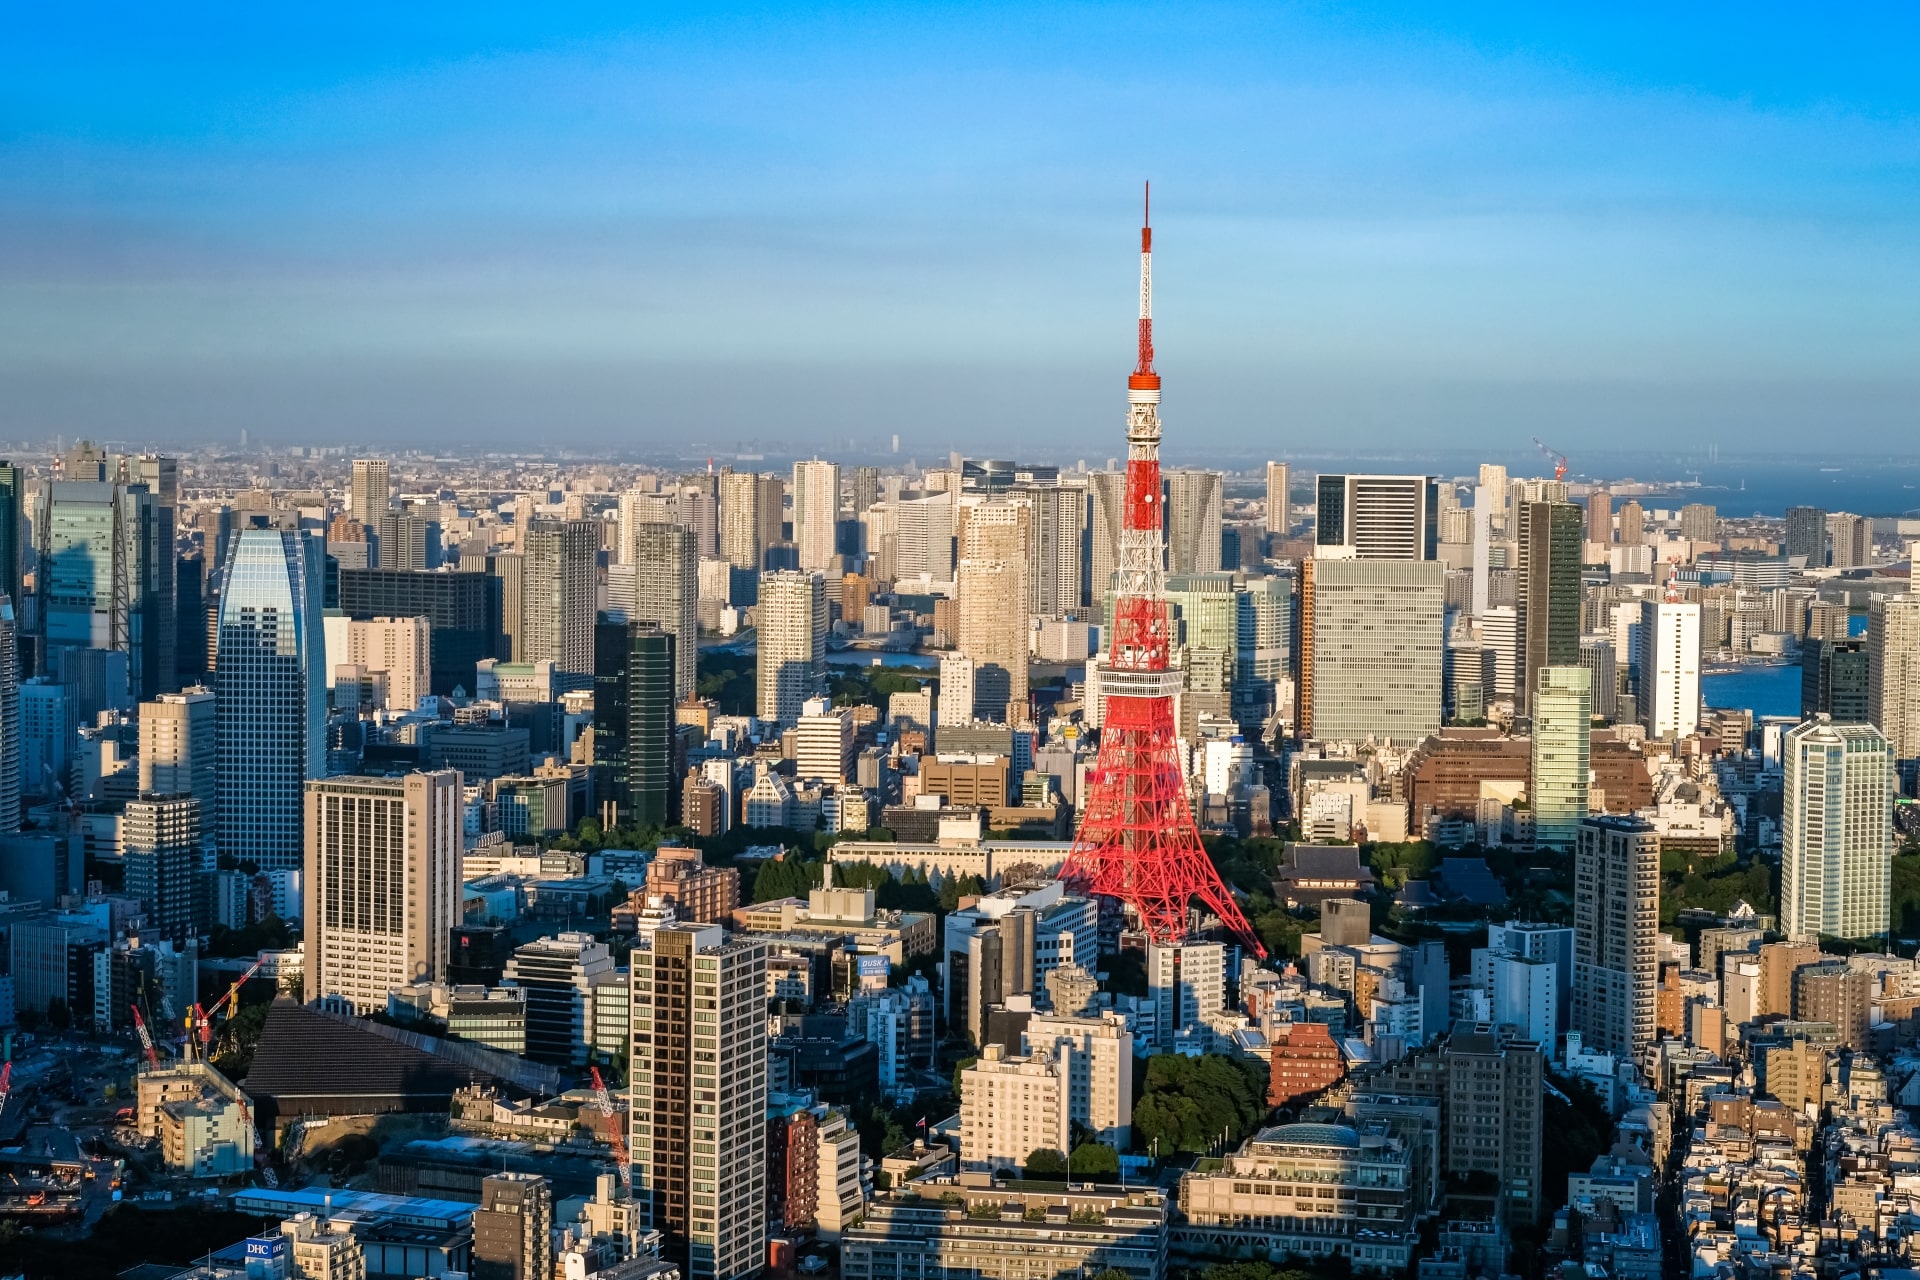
[{"x1": 6, "y1": 4, "x2": 1920, "y2": 454}]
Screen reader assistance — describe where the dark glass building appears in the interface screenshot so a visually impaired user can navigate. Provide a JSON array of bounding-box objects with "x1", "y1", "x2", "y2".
[
  {"x1": 1801, "y1": 637, "x2": 1870, "y2": 723},
  {"x1": 337, "y1": 567, "x2": 492, "y2": 695},
  {"x1": 593, "y1": 618, "x2": 676, "y2": 830}
]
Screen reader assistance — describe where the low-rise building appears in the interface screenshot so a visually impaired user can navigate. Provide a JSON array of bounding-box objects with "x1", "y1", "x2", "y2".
[
  {"x1": 843, "y1": 1177, "x2": 1166, "y2": 1280},
  {"x1": 136, "y1": 1060, "x2": 257, "y2": 1178}
]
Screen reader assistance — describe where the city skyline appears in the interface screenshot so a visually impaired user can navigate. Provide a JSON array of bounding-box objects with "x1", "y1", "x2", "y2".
[{"x1": 6, "y1": 6, "x2": 1920, "y2": 454}]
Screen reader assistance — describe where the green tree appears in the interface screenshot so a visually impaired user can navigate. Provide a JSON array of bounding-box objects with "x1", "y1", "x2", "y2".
[
  {"x1": 1133, "y1": 1053, "x2": 1270, "y2": 1156},
  {"x1": 1069, "y1": 1142, "x2": 1120, "y2": 1178},
  {"x1": 938, "y1": 874, "x2": 987, "y2": 911},
  {"x1": 1023, "y1": 1147, "x2": 1068, "y2": 1178},
  {"x1": 751, "y1": 855, "x2": 824, "y2": 903},
  {"x1": 951, "y1": 1055, "x2": 978, "y2": 1096}
]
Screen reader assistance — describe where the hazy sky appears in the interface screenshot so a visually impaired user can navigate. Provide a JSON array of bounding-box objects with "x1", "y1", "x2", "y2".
[{"x1": 5, "y1": 3, "x2": 1919, "y2": 459}]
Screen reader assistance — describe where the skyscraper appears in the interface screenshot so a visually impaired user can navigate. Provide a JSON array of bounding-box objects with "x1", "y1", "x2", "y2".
[
  {"x1": 1585, "y1": 489, "x2": 1611, "y2": 547},
  {"x1": 756, "y1": 571, "x2": 826, "y2": 728},
  {"x1": 629, "y1": 522, "x2": 698, "y2": 703},
  {"x1": 520, "y1": 519, "x2": 598, "y2": 692},
  {"x1": 1615, "y1": 499, "x2": 1645, "y2": 546},
  {"x1": 1785, "y1": 506, "x2": 1828, "y2": 568},
  {"x1": 1802, "y1": 638, "x2": 1870, "y2": 723},
  {"x1": 0, "y1": 464, "x2": 21, "y2": 637},
  {"x1": 1314, "y1": 474, "x2": 1438, "y2": 561},
  {"x1": 1530, "y1": 666, "x2": 1592, "y2": 852},
  {"x1": 956, "y1": 502, "x2": 1030, "y2": 723},
  {"x1": 1573, "y1": 815, "x2": 1659, "y2": 1061},
  {"x1": 1868, "y1": 596, "x2": 1920, "y2": 782},
  {"x1": 1516, "y1": 500, "x2": 1583, "y2": 706},
  {"x1": 216, "y1": 530, "x2": 327, "y2": 872},
  {"x1": 1298, "y1": 557, "x2": 1444, "y2": 743},
  {"x1": 123, "y1": 794, "x2": 201, "y2": 944},
  {"x1": 594, "y1": 619, "x2": 676, "y2": 829},
  {"x1": 1087, "y1": 470, "x2": 1127, "y2": 605},
  {"x1": 1781, "y1": 718, "x2": 1893, "y2": 943},
  {"x1": 351, "y1": 458, "x2": 393, "y2": 524},
  {"x1": 1164, "y1": 470, "x2": 1224, "y2": 574},
  {"x1": 851, "y1": 466, "x2": 881, "y2": 516},
  {"x1": 1014, "y1": 483, "x2": 1087, "y2": 617},
  {"x1": 1265, "y1": 461, "x2": 1290, "y2": 536},
  {"x1": 35, "y1": 477, "x2": 175, "y2": 699},
  {"x1": 305, "y1": 771, "x2": 462, "y2": 1013},
  {"x1": 140, "y1": 686, "x2": 217, "y2": 830},
  {"x1": 1636, "y1": 595, "x2": 1701, "y2": 740},
  {"x1": 1679, "y1": 503, "x2": 1719, "y2": 544},
  {"x1": 629, "y1": 923, "x2": 768, "y2": 1280},
  {"x1": 0, "y1": 597, "x2": 16, "y2": 834},
  {"x1": 718, "y1": 469, "x2": 763, "y2": 570},
  {"x1": 792, "y1": 460, "x2": 841, "y2": 573}
]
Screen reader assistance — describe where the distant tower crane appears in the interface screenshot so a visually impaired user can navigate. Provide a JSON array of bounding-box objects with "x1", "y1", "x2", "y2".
[
  {"x1": 588, "y1": 1066, "x2": 632, "y2": 1192},
  {"x1": 1532, "y1": 437, "x2": 1569, "y2": 482}
]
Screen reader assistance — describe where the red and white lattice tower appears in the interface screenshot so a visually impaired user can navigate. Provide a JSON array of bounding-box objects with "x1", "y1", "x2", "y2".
[{"x1": 1061, "y1": 186, "x2": 1264, "y2": 957}]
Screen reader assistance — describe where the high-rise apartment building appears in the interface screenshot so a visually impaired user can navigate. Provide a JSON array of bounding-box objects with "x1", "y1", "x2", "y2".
[
  {"x1": 1636, "y1": 597, "x2": 1701, "y2": 741},
  {"x1": 351, "y1": 458, "x2": 393, "y2": 524},
  {"x1": 792, "y1": 460, "x2": 841, "y2": 574},
  {"x1": 1780, "y1": 718, "x2": 1893, "y2": 943},
  {"x1": 756, "y1": 571, "x2": 826, "y2": 728},
  {"x1": 1087, "y1": 470, "x2": 1126, "y2": 605},
  {"x1": 956, "y1": 502, "x2": 1030, "y2": 724},
  {"x1": 1679, "y1": 503, "x2": 1719, "y2": 544},
  {"x1": 472, "y1": 1172, "x2": 554, "y2": 1280},
  {"x1": 1265, "y1": 461, "x2": 1291, "y2": 535},
  {"x1": 520, "y1": 519, "x2": 598, "y2": 692},
  {"x1": 1164, "y1": 470, "x2": 1224, "y2": 575},
  {"x1": 1441, "y1": 1024, "x2": 1545, "y2": 1226},
  {"x1": 140, "y1": 687, "x2": 217, "y2": 828},
  {"x1": 123, "y1": 794, "x2": 201, "y2": 945},
  {"x1": 718, "y1": 469, "x2": 763, "y2": 570},
  {"x1": 1785, "y1": 506, "x2": 1828, "y2": 567},
  {"x1": 216, "y1": 530, "x2": 327, "y2": 872},
  {"x1": 1615, "y1": 499, "x2": 1645, "y2": 546},
  {"x1": 1573, "y1": 816, "x2": 1659, "y2": 1061},
  {"x1": 893, "y1": 491, "x2": 956, "y2": 582},
  {"x1": 1146, "y1": 941, "x2": 1224, "y2": 1053},
  {"x1": 1298, "y1": 558, "x2": 1444, "y2": 743},
  {"x1": 937, "y1": 652, "x2": 975, "y2": 729},
  {"x1": 1586, "y1": 490, "x2": 1612, "y2": 547},
  {"x1": 1013, "y1": 483, "x2": 1087, "y2": 617},
  {"x1": 1314, "y1": 474, "x2": 1438, "y2": 561},
  {"x1": 1827, "y1": 512, "x2": 1870, "y2": 570},
  {"x1": 594, "y1": 620, "x2": 676, "y2": 828},
  {"x1": 1516, "y1": 500, "x2": 1583, "y2": 705},
  {"x1": 629, "y1": 923, "x2": 768, "y2": 1280},
  {"x1": 851, "y1": 466, "x2": 880, "y2": 516},
  {"x1": 0, "y1": 464, "x2": 21, "y2": 625},
  {"x1": 1022, "y1": 1011, "x2": 1134, "y2": 1149},
  {"x1": 344, "y1": 615, "x2": 431, "y2": 711},
  {"x1": 1802, "y1": 638, "x2": 1870, "y2": 723},
  {"x1": 305, "y1": 771, "x2": 461, "y2": 1013},
  {"x1": 1531, "y1": 666, "x2": 1592, "y2": 852},
  {"x1": 628, "y1": 522, "x2": 698, "y2": 703},
  {"x1": 958, "y1": 1045, "x2": 1070, "y2": 1171},
  {"x1": 1868, "y1": 596, "x2": 1920, "y2": 779}
]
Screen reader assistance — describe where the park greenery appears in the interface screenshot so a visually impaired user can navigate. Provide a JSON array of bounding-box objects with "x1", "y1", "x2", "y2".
[{"x1": 1132, "y1": 1053, "x2": 1270, "y2": 1156}]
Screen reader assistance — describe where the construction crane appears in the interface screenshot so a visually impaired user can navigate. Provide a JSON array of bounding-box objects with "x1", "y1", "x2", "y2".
[
  {"x1": 0, "y1": 1062, "x2": 13, "y2": 1115},
  {"x1": 130, "y1": 1005, "x2": 160, "y2": 1070},
  {"x1": 190, "y1": 956, "x2": 266, "y2": 1058},
  {"x1": 587, "y1": 1066, "x2": 631, "y2": 1192},
  {"x1": 1532, "y1": 437, "x2": 1569, "y2": 483}
]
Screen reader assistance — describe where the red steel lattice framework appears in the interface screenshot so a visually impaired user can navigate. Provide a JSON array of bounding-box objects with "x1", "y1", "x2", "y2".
[{"x1": 1061, "y1": 187, "x2": 1264, "y2": 957}]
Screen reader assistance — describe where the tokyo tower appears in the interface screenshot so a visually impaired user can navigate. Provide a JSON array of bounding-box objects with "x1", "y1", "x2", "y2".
[{"x1": 1061, "y1": 186, "x2": 1264, "y2": 957}]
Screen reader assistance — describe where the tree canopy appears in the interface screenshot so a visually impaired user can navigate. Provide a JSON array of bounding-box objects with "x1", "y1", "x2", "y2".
[{"x1": 1132, "y1": 1053, "x2": 1270, "y2": 1156}]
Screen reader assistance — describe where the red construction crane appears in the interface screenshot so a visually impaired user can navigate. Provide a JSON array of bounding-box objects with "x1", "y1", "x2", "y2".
[
  {"x1": 1060, "y1": 187, "x2": 1263, "y2": 957},
  {"x1": 130, "y1": 1005, "x2": 160, "y2": 1070},
  {"x1": 190, "y1": 956, "x2": 266, "y2": 1057},
  {"x1": 588, "y1": 1066, "x2": 632, "y2": 1192},
  {"x1": 1532, "y1": 437, "x2": 1569, "y2": 482},
  {"x1": 0, "y1": 1062, "x2": 13, "y2": 1113}
]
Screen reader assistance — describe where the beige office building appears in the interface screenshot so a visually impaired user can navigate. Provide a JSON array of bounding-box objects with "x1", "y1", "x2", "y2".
[
  {"x1": 955, "y1": 501, "x2": 1030, "y2": 724},
  {"x1": 345, "y1": 615, "x2": 431, "y2": 711},
  {"x1": 140, "y1": 686, "x2": 216, "y2": 824},
  {"x1": 958, "y1": 1044, "x2": 1070, "y2": 1172},
  {"x1": 305, "y1": 771, "x2": 462, "y2": 1013}
]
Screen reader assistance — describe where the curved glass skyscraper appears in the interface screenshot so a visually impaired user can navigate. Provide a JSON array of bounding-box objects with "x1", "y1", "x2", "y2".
[{"x1": 216, "y1": 530, "x2": 326, "y2": 871}]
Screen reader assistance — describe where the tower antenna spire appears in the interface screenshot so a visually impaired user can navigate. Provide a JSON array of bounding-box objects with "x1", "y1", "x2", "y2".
[{"x1": 1062, "y1": 188, "x2": 1263, "y2": 957}]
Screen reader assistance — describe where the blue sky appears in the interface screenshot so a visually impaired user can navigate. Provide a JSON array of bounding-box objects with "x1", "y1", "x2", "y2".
[{"x1": 4, "y1": 3, "x2": 1918, "y2": 459}]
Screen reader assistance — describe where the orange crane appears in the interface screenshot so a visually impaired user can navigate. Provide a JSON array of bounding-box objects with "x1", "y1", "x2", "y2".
[
  {"x1": 190, "y1": 956, "x2": 266, "y2": 1058},
  {"x1": 1532, "y1": 437, "x2": 1569, "y2": 482},
  {"x1": 587, "y1": 1066, "x2": 631, "y2": 1192}
]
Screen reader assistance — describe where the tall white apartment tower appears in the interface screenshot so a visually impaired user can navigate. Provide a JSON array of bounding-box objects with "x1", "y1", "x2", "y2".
[
  {"x1": 792, "y1": 460, "x2": 841, "y2": 573},
  {"x1": 140, "y1": 686, "x2": 217, "y2": 831},
  {"x1": 1781, "y1": 718, "x2": 1893, "y2": 943},
  {"x1": 755, "y1": 571, "x2": 826, "y2": 728},
  {"x1": 1637, "y1": 596, "x2": 1701, "y2": 740},
  {"x1": 955, "y1": 501, "x2": 1030, "y2": 724},
  {"x1": 351, "y1": 458, "x2": 392, "y2": 521},
  {"x1": 1868, "y1": 595, "x2": 1920, "y2": 780},
  {"x1": 305, "y1": 770, "x2": 462, "y2": 1014},
  {"x1": 1264, "y1": 462, "x2": 1290, "y2": 535},
  {"x1": 1145, "y1": 941, "x2": 1224, "y2": 1053},
  {"x1": 937, "y1": 652, "x2": 976, "y2": 729},
  {"x1": 629, "y1": 923, "x2": 768, "y2": 1280},
  {"x1": 630, "y1": 522, "x2": 699, "y2": 704},
  {"x1": 1572, "y1": 815, "x2": 1659, "y2": 1061}
]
